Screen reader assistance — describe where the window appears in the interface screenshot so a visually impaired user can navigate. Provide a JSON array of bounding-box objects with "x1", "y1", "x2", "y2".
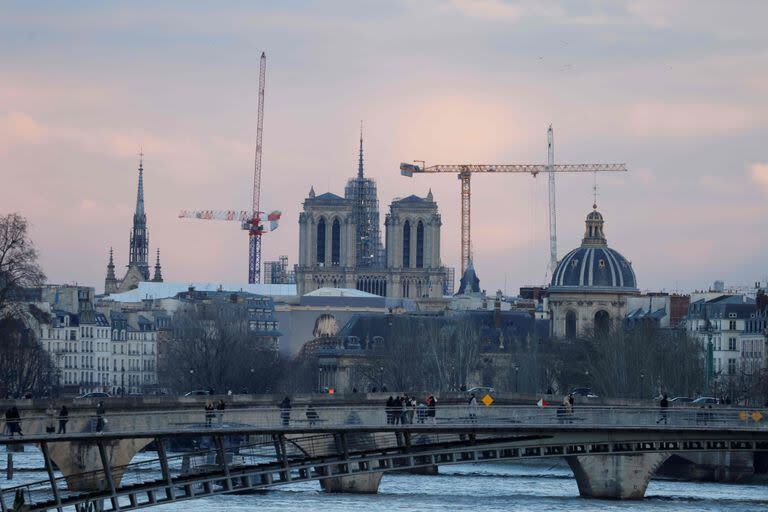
[
  {"x1": 331, "y1": 218, "x2": 340, "y2": 266},
  {"x1": 402, "y1": 221, "x2": 411, "y2": 267},
  {"x1": 565, "y1": 311, "x2": 577, "y2": 339},
  {"x1": 727, "y1": 358, "x2": 736, "y2": 375},
  {"x1": 728, "y1": 337, "x2": 736, "y2": 351},
  {"x1": 416, "y1": 220, "x2": 424, "y2": 268},
  {"x1": 316, "y1": 218, "x2": 326, "y2": 264},
  {"x1": 729, "y1": 320, "x2": 737, "y2": 330}
]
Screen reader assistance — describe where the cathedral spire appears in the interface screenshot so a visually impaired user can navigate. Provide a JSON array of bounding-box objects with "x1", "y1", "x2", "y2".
[
  {"x1": 357, "y1": 121, "x2": 364, "y2": 179},
  {"x1": 136, "y1": 150, "x2": 145, "y2": 217},
  {"x1": 129, "y1": 154, "x2": 150, "y2": 279},
  {"x1": 106, "y1": 247, "x2": 116, "y2": 281},
  {"x1": 152, "y1": 248, "x2": 163, "y2": 282}
]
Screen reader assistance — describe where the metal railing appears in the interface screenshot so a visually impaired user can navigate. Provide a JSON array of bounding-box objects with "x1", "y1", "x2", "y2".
[{"x1": 1, "y1": 404, "x2": 767, "y2": 439}]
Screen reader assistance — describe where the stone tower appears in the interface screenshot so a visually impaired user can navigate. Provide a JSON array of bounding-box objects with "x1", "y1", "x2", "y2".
[{"x1": 128, "y1": 156, "x2": 150, "y2": 280}]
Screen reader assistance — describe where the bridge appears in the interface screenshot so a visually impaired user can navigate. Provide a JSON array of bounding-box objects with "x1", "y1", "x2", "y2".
[{"x1": 2, "y1": 405, "x2": 767, "y2": 511}]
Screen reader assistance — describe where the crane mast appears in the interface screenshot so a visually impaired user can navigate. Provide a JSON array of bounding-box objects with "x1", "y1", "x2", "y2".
[
  {"x1": 547, "y1": 125, "x2": 557, "y2": 276},
  {"x1": 249, "y1": 51, "x2": 267, "y2": 284}
]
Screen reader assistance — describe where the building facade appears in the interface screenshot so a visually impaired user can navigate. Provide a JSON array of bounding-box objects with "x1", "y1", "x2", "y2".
[
  {"x1": 295, "y1": 133, "x2": 445, "y2": 299},
  {"x1": 547, "y1": 206, "x2": 639, "y2": 339}
]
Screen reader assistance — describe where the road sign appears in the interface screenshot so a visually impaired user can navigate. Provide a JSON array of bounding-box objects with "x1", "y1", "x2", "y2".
[{"x1": 481, "y1": 394, "x2": 494, "y2": 407}]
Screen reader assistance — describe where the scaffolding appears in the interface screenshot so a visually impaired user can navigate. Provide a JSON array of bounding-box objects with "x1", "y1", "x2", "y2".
[
  {"x1": 263, "y1": 255, "x2": 295, "y2": 284},
  {"x1": 344, "y1": 127, "x2": 384, "y2": 268}
]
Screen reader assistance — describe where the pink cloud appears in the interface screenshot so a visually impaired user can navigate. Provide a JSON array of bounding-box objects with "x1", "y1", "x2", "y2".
[
  {"x1": 625, "y1": 101, "x2": 759, "y2": 138},
  {"x1": 750, "y1": 163, "x2": 768, "y2": 194},
  {"x1": 0, "y1": 111, "x2": 48, "y2": 154}
]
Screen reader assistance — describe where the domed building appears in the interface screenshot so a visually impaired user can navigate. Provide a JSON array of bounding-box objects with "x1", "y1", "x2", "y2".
[{"x1": 547, "y1": 205, "x2": 638, "y2": 339}]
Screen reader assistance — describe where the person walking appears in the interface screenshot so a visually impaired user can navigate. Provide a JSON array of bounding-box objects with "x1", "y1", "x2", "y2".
[
  {"x1": 656, "y1": 394, "x2": 669, "y2": 425},
  {"x1": 400, "y1": 394, "x2": 410, "y2": 425},
  {"x1": 204, "y1": 401, "x2": 215, "y2": 427},
  {"x1": 426, "y1": 394, "x2": 437, "y2": 424},
  {"x1": 385, "y1": 396, "x2": 394, "y2": 425},
  {"x1": 216, "y1": 399, "x2": 226, "y2": 425},
  {"x1": 280, "y1": 397, "x2": 291, "y2": 427},
  {"x1": 58, "y1": 405, "x2": 69, "y2": 434},
  {"x1": 95, "y1": 402, "x2": 105, "y2": 432},
  {"x1": 468, "y1": 393, "x2": 478, "y2": 423}
]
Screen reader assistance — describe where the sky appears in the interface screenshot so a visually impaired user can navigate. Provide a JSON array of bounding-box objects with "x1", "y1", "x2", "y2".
[{"x1": 1, "y1": 0, "x2": 767, "y2": 295}]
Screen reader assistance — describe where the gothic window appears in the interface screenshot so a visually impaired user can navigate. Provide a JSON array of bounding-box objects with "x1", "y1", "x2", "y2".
[
  {"x1": 316, "y1": 218, "x2": 326, "y2": 264},
  {"x1": 403, "y1": 221, "x2": 411, "y2": 267},
  {"x1": 416, "y1": 220, "x2": 424, "y2": 268},
  {"x1": 331, "y1": 218, "x2": 341, "y2": 266},
  {"x1": 565, "y1": 310, "x2": 577, "y2": 339}
]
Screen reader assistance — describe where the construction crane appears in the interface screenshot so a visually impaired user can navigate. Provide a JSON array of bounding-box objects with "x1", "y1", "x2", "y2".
[
  {"x1": 400, "y1": 132, "x2": 627, "y2": 277},
  {"x1": 179, "y1": 52, "x2": 276, "y2": 283}
]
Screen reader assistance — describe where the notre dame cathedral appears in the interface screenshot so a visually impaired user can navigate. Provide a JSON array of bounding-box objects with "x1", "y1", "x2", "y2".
[
  {"x1": 295, "y1": 131, "x2": 446, "y2": 299},
  {"x1": 104, "y1": 157, "x2": 163, "y2": 294}
]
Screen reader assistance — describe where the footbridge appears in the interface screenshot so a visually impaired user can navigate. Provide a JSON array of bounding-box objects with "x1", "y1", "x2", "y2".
[{"x1": 2, "y1": 405, "x2": 768, "y2": 510}]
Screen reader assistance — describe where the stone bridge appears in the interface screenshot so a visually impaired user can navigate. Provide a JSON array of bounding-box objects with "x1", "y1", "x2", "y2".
[{"x1": 1, "y1": 405, "x2": 767, "y2": 511}]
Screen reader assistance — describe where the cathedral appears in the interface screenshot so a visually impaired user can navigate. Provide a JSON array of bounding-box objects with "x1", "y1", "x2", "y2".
[
  {"x1": 104, "y1": 157, "x2": 163, "y2": 294},
  {"x1": 547, "y1": 204, "x2": 639, "y2": 339},
  {"x1": 295, "y1": 131, "x2": 446, "y2": 299}
]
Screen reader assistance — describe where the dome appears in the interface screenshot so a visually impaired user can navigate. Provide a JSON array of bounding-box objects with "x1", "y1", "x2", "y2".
[{"x1": 550, "y1": 207, "x2": 637, "y2": 292}]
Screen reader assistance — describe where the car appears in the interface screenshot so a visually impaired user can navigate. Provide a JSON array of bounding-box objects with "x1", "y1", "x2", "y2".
[
  {"x1": 184, "y1": 390, "x2": 213, "y2": 396},
  {"x1": 466, "y1": 387, "x2": 495, "y2": 395},
  {"x1": 670, "y1": 396, "x2": 693, "y2": 403},
  {"x1": 74, "y1": 392, "x2": 111, "y2": 400},
  {"x1": 691, "y1": 396, "x2": 718, "y2": 405},
  {"x1": 570, "y1": 387, "x2": 599, "y2": 398}
]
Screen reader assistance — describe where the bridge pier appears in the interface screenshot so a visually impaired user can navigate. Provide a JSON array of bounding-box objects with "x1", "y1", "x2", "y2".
[
  {"x1": 320, "y1": 472, "x2": 383, "y2": 493},
  {"x1": 566, "y1": 453, "x2": 669, "y2": 499},
  {"x1": 47, "y1": 438, "x2": 152, "y2": 491}
]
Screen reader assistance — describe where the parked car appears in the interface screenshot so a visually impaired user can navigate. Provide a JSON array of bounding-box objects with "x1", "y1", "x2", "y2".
[
  {"x1": 466, "y1": 386, "x2": 495, "y2": 395},
  {"x1": 184, "y1": 390, "x2": 213, "y2": 396},
  {"x1": 691, "y1": 396, "x2": 718, "y2": 405},
  {"x1": 670, "y1": 396, "x2": 693, "y2": 403},
  {"x1": 570, "y1": 387, "x2": 599, "y2": 398},
  {"x1": 74, "y1": 392, "x2": 112, "y2": 400}
]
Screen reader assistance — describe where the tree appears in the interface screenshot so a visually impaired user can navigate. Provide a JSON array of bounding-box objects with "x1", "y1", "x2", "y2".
[
  {"x1": 162, "y1": 301, "x2": 283, "y2": 394},
  {"x1": 0, "y1": 313, "x2": 54, "y2": 397},
  {"x1": 0, "y1": 213, "x2": 46, "y2": 313}
]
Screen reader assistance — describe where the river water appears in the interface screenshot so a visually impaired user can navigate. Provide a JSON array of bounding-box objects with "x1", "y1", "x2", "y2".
[{"x1": 3, "y1": 447, "x2": 768, "y2": 511}]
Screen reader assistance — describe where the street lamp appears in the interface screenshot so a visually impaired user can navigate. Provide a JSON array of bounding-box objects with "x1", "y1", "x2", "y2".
[
  {"x1": 640, "y1": 370, "x2": 645, "y2": 400},
  {"x1": 513, "y1": 364, "x2": 520, "y2": 393}
]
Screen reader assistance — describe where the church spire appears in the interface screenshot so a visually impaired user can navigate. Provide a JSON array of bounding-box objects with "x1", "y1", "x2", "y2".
[
  {"x1": 152, "y1": 248, "x2": 163, "y2": 282},
  {"x1": 357, "y1": 121, "x2": 364, "y2": 179},
  {"x1": 136, "y1": 150, "x2": 145, "y2": 217},
  {"x1": 129, "y1": 153, "x2": 150, "y2": 279},
  {"x1": 106, "y1": 247, "x2": 116, "y2": 281}
]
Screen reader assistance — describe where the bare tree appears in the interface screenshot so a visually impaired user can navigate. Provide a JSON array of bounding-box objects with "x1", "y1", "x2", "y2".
[
  {"x1": 0, "y1": 314, "x2": 54, "y2": 397},
  {"x1": 162, "y1": 301, "x2": 282, "y2": 394},
  {"x1": 0, "y1": 213, "x2": 45, "y2": 313}
]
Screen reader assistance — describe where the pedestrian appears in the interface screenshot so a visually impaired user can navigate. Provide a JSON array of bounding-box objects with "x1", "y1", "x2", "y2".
[
  {"x1": 216, "y1": 400, "x2": 226, "y2": 425},
  {"x1": 306, "y1": 404, "x2": 319, "y2": 427},
  {"x1": 426, "y1": 394, "x2": 437, "y2": 424},
  {"x1": 204, "y1": 401, "x2": 215, "y2": 427},
  {"x1": 400, "y1": 395, "x2": 409, "y2": 425},
  {"x1": 385, "y1": 396, "x2": 394, "y2": 425},
  {"x1": 656, "y1": 394, "x2": 669, "y2": 425},
  {"x1": 58, "y1": 405, "x2": 69, "y2": 434},
  {"x1": 468, "y1": 393, "x2": 478, "y2": 423},
  {"x1": 562, "y1": 394, "x2": 573, "y2": 423},
  {"x1": 416, "y1": 402, "x2": 427, "y2": 423},
  {"x1": 393, "y1": 396, "x2": 401, "y2": 425},
  {"x1": 45, "y1": 402, "x2": 57, "y2": 434},
  {"x1": 95, "y1": 402, "x2": 105, "y2": 432},
  {"x1": 280, "y1": 397, "x2": 291, "y2": 427}
]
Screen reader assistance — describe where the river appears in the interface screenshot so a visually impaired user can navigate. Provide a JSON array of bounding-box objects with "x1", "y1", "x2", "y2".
[{"x1": 3, "y1": 447, "x2": 768, "y2": 511}]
